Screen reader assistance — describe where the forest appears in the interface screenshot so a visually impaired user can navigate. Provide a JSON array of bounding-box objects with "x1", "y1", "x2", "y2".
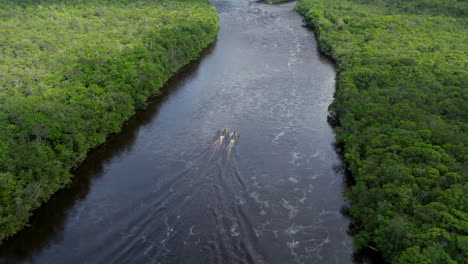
[
  {"x1": 0, "y1": 0, "x2": 218, "y2": 242},
  {"x1": 296, "y1": 0, "x2": 467, "y2": 263}
]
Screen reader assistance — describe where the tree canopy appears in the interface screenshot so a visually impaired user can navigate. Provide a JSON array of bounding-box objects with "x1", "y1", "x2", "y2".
[
  {"x1": 296, "y1": 0, "x2": 467, "y2": 263},
  {"x1": 0, "y1": 0, "x2": 218, "y2": 242}
]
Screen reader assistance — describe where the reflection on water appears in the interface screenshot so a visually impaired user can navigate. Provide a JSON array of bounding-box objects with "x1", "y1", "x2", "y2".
[{"x1": 0, "y1": 1, "x2": 381, "y2": 263}]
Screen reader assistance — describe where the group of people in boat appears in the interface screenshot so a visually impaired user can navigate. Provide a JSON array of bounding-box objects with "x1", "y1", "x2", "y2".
[{"x1": 220, "y1": 128, "x2": 238, "y2": 143}]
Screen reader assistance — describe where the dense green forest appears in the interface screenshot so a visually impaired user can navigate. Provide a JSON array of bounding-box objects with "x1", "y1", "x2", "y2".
[
  {"x1": 0, "y1": 0, "x2": 218, "y2": 242},
  {"x1": 296, "y1": 0, "x2": 467, "y2": 263}
]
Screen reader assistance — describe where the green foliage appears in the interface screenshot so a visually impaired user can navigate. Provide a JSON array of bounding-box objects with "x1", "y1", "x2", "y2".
[
  {"x1": 0, "y1": 0, "x2": 218, "y2": 242},
  {"x1": 398, "y1": 246, "x2": 431, "y2": 264},
  {"x1": 296, "y1": 0, "x2": 467, "y2": 263}
]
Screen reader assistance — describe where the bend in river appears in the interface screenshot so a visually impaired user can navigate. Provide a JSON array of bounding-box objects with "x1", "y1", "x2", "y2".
[{"x1": 1, "y1": 1, "x2": 363, "y2": 263}]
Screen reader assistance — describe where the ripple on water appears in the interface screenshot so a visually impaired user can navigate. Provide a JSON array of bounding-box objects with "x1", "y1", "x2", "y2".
[{"x1": 0, "y1": 1, "x2": 355, "y2": 263}]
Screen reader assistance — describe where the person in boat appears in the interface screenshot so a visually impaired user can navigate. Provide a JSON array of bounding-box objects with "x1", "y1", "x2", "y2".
[
  {"x1": 220, "y1": 128, "x2": 228, "y2": 139},
  {"x1": 230, "y1": 131, "x2": 238, "y2": 142}
]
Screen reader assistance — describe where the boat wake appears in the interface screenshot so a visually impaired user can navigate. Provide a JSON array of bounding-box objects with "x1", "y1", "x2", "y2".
[
  {"x1": 226, "y1": 131, "x2": 238, "y2": 160},
  {"x1": 209, "y1": 128, "x2": 238, "y2": 161}
]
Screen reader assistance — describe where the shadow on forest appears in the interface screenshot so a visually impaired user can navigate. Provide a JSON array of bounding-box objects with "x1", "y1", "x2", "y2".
[{"x1": 0, "y1": 42, "x2": 217, "y2": 262}]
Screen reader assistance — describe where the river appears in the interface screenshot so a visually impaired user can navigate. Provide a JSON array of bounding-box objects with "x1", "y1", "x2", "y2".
[{"x1": 1, "y1": 1, "x2": 367, "y2": 263}]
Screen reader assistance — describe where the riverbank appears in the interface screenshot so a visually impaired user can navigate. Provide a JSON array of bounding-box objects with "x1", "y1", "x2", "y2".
[
  {"x1": 296, "y1": 0, "x2": 467, "y2": 263},
  {"x1": 0, "y1": 1, "x2": 360, "y2": 262},
  {"x1": 0, "y1": 0, "x2": 218, "y2": 242},
  {"x1": 263, "y1": 0, "x2": 293, "y2": 4}
]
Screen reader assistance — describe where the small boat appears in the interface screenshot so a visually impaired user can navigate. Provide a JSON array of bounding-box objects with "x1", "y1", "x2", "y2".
[
  {"x1": 221, "y1": 128, "x2": 228, "y2": 137},
  {"x1": 230, "y1": 131, "x2": 238, "y2": 141}
]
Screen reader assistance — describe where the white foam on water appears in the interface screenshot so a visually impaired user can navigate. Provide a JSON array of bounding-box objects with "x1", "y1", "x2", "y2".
[
  {"x1": 310, "y1": 173, "x2": 321, "y2": 180},
  {"x1": 298, "y1": 190, "x2": 307, "y2": 203},
  {"x1": 272, "y1": 131, "x2": 285, "y2": 144},
  {"x1": 235, "y1": 195, "x2": 246, "y2": 205},
  {"x1": 288, "y1": 177, "x2": 299, "y2": 183},
  {"x1": 289, "y1": 151, "x2": 302, "y2": 166},
  {"x1": 188, "y1": 226, "x2": 197, "y2": 236},
  {"x1": 280, "y1": 198, "x2": 299, "y2": 220},
  {"x1": 286, "y1": 240, "x2": 300, "y2": 249},
  {"x1": 285, "y1": 224, "x2": 302, "y2": 235},
  {"x1": 230, "y1": 224, "x2": 240, "y2": 237}
]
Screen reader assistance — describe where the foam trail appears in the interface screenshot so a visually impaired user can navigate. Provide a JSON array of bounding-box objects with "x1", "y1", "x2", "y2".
[
  {"x1": 226, "y1": 141, "x2": 234, "y2": 160},
  {"x1": 209, "y1": 136, "x2": 224, "y2": 160},
  {"x1": 226, "y1": 131, "x2": 237, "y2": 160},
  {"x1": 209, "y1": 128, "x2": 228, "y2": 160}
]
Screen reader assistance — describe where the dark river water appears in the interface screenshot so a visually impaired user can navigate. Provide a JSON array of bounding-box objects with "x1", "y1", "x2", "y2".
[{"x1": 0, "y1": 1, "x2": 376, "y2": 263}]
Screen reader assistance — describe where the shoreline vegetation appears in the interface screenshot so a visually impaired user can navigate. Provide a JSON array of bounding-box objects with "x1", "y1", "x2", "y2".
[
  {"x1": 0, "y1": 0, "x2": 218, "y2": 242},
  {"x1": 296, "y1": 0, "x2": 467, "y2": 263}
]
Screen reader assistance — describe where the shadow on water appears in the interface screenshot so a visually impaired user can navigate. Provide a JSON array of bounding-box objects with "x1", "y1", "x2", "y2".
[
  {"x1": 0, "y1": 42, "x2": 217, "y2": 262},
  {"x1": 354, "y1": 248, "x2": 386, "y2": 264}
]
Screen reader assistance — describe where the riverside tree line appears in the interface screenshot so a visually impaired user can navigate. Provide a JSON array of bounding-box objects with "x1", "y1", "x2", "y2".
[
  {"x1": 296, "y1": 0, "x2": 467, "y2": 263},
  {"x1": 0, "y1": 0, "x2": 218, "y2": 242}
]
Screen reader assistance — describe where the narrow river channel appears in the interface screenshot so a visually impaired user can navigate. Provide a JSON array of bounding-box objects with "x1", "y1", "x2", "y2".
[{"x1": 1, "y1": 1, "x2": 363, "y2": 263}]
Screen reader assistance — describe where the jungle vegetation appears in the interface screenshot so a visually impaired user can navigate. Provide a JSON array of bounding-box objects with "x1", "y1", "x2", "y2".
[
  {"x1": 0, "y1": 0, "x2": 218, "y2": 242},
  {"x1": 296, "y1": 0, "x2": 467, "y2": 263}
]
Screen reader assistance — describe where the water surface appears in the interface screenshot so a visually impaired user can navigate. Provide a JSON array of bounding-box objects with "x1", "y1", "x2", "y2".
[{"x1": 1, "y1": 1, "x2": 359, "y2": 263}]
